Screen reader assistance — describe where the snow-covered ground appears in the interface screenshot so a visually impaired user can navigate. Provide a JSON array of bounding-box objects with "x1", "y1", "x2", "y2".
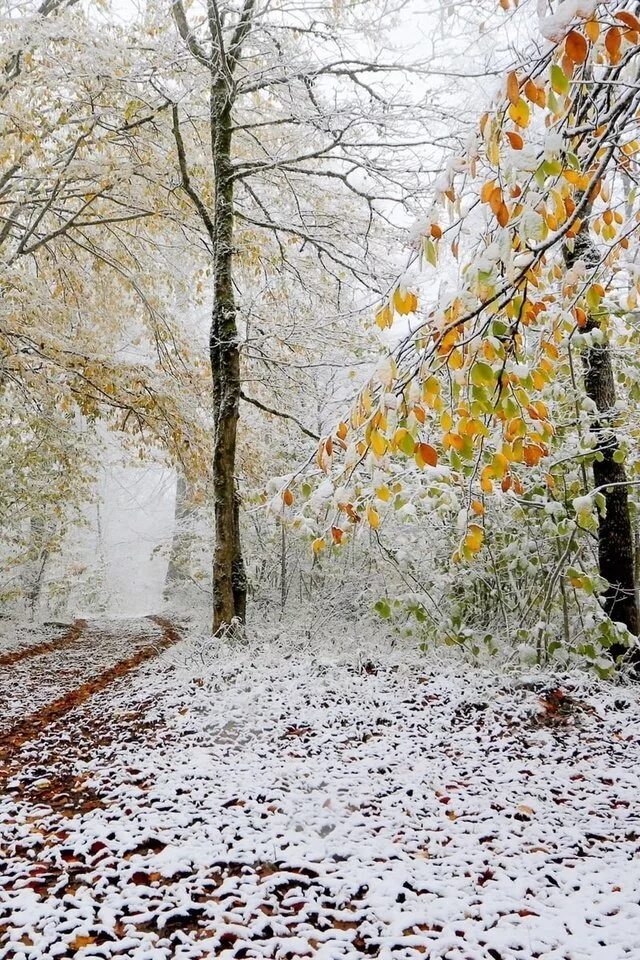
[{"x1": 2, "y1": 630, "x2": 640, "y2": 959}]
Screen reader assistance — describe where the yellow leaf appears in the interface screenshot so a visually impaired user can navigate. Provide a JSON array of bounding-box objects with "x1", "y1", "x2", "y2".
[
  {"x1": 480, "y1": 466, "x2": 494, "y2": 494},
  {"x1": 312, "y1": 537, "x2": 326, "y2": 555},
  {"x1": 449, "y1": 348, "x2": 464, "y2": 370},
  {"x1": 422, "y1": 375, "x2": 441, "y2": 404},
  {"x1": 393, "y1": 427, "x2": 415, "y2": 455},
  {"x1": 585, "y1": 18, "x2": 600, "y2": 43},
  {"x1": 492, "y1": 452, "x2": 509, "y2": 479},
  {"x1": 393, "y1": 289, "x2": 418, "y2": 315},
  {"x1": 376, "y1": 485, "x2": 392, "y2": 502},
  {"x1": 370, "y1": 430, "x2": 388, "y2": 457},
  {"x1": 465, "y1": 523, "x2": 484, "y2": 553},
  {"x1": 508, "y1": 98, "x2": 530, "y2": 128},
  {"x1": 375, "y1": 304, "x2": 393, "y2": 329},
  {"x1": 367, "y1": 506, "x2": 380, "y2": 529}
]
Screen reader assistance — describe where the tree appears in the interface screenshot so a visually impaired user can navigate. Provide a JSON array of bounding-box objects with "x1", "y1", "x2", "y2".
[
  {"x1": 310, "y1": 1, "x2": 640, "y2": 671},
  {"x1": 0, "y1": 1, "x2": 211, "y2": 608},
  {"x1": 166, "y1": 0, "x2": 445, "y2": 632}
]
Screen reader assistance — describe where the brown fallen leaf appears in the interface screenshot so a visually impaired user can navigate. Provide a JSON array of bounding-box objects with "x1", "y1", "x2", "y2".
[{"x1": 70, "y1": 934, "x2": 96, "y2": 950}]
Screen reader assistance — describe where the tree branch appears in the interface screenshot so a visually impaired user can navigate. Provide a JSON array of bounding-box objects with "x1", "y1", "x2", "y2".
[
  {"x1": 240, "y1": 390, "x2": 319, "y2": 440},
  {"x1": 172, "y1": 0, "x2": 211, "y2": 68},
  {"x1": 171, "y1": 104, "x2": 215, "y2": 243}
]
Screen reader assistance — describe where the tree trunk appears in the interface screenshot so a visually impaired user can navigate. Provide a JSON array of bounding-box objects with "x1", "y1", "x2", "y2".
[
  {"x1": 582, "y1": 325, "x2": 638, "y2": 649},
  {"x1": 23, "y1": 515, "x2": 49, "y2": 618},
  {"x1": 164, "y1": 470, "x2": 193, "y2": 600},
  {"x1": 210, "y1": 81, "x2": 247, "y2": 634},
  {"x1": 568, "y1": 228, "x2": 639, "y2": 666}
]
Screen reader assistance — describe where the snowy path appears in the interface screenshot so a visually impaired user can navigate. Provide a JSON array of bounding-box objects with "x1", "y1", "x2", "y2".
[
  {"x1": 0, "y1": 618, "x2": 178, "y2": 737},
  {"x1": 1, "y1": 634, "x2": 640, "y2": 959}
]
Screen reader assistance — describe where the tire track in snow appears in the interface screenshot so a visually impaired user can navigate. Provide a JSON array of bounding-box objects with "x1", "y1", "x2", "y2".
[
  {"x1": 0, "y1": 618, "x2": 86, "y2": 668},
  {"x1": 0, "y1": 615, "x2": 181, "y2": 779}
]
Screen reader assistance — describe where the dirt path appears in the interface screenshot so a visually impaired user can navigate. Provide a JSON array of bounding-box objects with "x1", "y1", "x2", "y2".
[
  {"x1": 0, "y1": 619, "x2": 87, "y2": 668},
  {"x1": 0, "y1": 615, "x2": 181, "y2": 788}
]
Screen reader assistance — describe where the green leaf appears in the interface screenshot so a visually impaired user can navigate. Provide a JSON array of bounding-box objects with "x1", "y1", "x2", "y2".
[
  {"x1": 491, "y1": 319, "x2": 508, "y2": 337},
  {"x1": 550, "y1": 65, "x2": 569, "y2": 95},
  {"x1": 470, "y1": 361, "x2": 495, "y2": 388},
  {"x1": 374, "y1": 599, "x2": 392, "y2": 619},
  {"x1": 424, "y1": 238, "x2": 437, "y2": 267},
  {"x1": 398, "y1": 431, "x2": 416, "y2": 456}
]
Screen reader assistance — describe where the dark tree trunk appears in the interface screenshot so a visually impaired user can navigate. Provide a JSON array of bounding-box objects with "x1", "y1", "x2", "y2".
[
  {"x1": 210, "y1": 82, "x2": 247, "y2": 634},
  {"x1": 567, "y1": 228, "x2": 639, "y2": 667},
  {"x1": 583, "y1": 335, "x2": 638, "y2": 643}
]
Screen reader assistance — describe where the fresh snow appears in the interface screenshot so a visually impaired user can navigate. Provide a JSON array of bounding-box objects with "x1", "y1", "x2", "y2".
[{"x1": 1, "y1": 627, "x2": 640, "y2": 959}]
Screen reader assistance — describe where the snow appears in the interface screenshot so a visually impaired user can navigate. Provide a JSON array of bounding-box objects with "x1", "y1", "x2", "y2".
[{"x1": 1, "y1": 629, "x2": 640, "y2": 959}]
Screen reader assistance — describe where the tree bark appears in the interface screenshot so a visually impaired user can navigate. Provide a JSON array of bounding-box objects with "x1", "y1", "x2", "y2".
[
  {"x1": 567, "y1": 228, "x2": 639, "y2": 666},
  {"x1": 210, "y1": 81, "x2": 247, "y2": 633}
]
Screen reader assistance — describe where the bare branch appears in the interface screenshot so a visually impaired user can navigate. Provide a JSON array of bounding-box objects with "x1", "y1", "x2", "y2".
[
  {"x1": 171, "y1": 103, "x2": 215, "y2": 243},
  {"x1": 240, "y1": 390, "x2": 319, "y2": 440}
]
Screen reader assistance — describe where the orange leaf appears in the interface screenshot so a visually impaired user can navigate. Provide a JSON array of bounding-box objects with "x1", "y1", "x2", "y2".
[
  {"x1": 605, "y1": 26, "x2": 622, "y2": 62},
  {"x1": 416, "y1": 442, "x2": 438, "y2": 468},
  {"x1": 506, "y1": 70, "x2": 519, "y2": 105},
  {"x1": 565, "y1": 29, "x2": 588, "y2": 64},
  {"x1": 615, "y1": 11, "x2": 640, "y2": 32},
  {"x1": 331, "y1": 526, "x2": 343, "y2": 545},
  {"x1": 430, "y1": 223, "x2": 443, "y2": 239},
  {"x1": 506, "y1": 131, "x2": 523, "y2": 150},
  {"x1": 496, "y1": 202, "x2": 510, "y2": 227},
  {"x1": 283, "y1": 488, "x2": 294, "y2": 507},
  {"x1": 481, "y1": 180, "x2": 496, "y2": 204},
  {"x1": 70, "y1": 937, "x2": 96, "y2": 951},
  {"x1": 489, "y1": 186, "x2": 503, "y2": 215},
  {"x1": 523, "y1": 442, "x2": 546, "y2": 467},
  {"x1": 574, "y1": 306, "x2": 587, "y2": 328}
]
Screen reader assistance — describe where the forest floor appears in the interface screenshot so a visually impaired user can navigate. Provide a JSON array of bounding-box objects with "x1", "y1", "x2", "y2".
[{"x1": 1, "y1": 619, "x2": 639, "y2": 960}]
